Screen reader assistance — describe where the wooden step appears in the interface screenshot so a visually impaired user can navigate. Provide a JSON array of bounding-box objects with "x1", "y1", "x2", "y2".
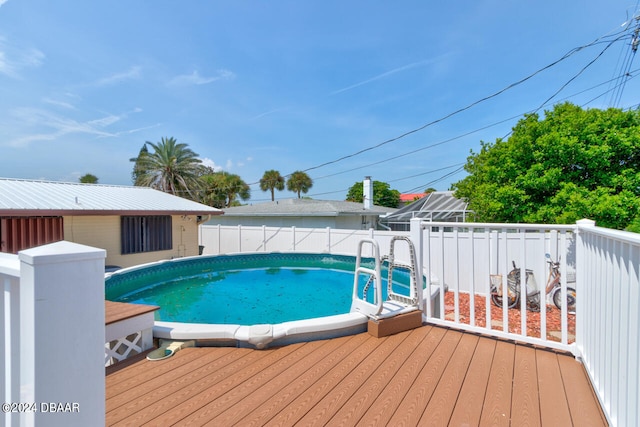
[{"x1": 367, "y1": 310, "x2": 423, "y2": 338}]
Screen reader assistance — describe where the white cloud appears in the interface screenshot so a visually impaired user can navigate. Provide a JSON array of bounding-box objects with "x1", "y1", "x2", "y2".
[
  {"x1": 4, "y1": 107, "x2": 153, "y2": 147},
  {"x1": 169, "y1": 69, "x2": 235, "y2": 86},
  {"x1": 330, "y1": 56, "x2": 451, "y2": 95},
  {"x1": 0, "y1": 36, "x2": 44, "y2": 78},
  {"x1": 43, "y1": 97, "x2": 76, "y2": 110},
  {"x1": 200, "y1": 157, "x2": 222, "y2": 172},
  {"x1": 96, "y1": 66, "x2": 141, "y2": 86},
  {"x1": 0, "y1": 0, "x2": 9, "y2": 7}
]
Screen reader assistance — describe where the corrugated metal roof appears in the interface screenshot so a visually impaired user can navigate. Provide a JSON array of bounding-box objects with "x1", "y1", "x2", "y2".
[
  {"x1": 0, "y1": 178, "x2": 222, "y2": 216},
  {"x1": 221, "y1": 198, "x2": 396, "y2": 217}
]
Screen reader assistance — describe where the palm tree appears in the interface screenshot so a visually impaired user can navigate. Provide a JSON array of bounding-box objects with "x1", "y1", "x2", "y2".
[
  {"x1": 201, "y1": 172, "x2": 250, "y2": 208},
  {"x1": 132, "y1": 137, "x2": 202, "y2": 199},
  {"x1": 286, "y1": 171, "x2": 313, "y2": 198},
  {"x1": 259, "y1": 170, "x2": 285, "y2": 201}
]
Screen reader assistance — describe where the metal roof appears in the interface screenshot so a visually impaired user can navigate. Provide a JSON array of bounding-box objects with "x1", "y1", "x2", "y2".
[
  {"x1": 221, "y1": 198, "x2": 396, "y2": 217},
  {"x1": 0, "y1": 178, "x2": 222, "y2": 216},
  {"x1": 382, "y1": 191, "x2": 470, "y2": 223}
]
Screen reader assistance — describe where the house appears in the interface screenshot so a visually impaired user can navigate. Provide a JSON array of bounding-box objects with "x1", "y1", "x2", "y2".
[
  {"x1": 207, "y1": 198, "x2": 396, "y2": 230},
  {"x1": 381, "y1": 191, "x2": 470, "y2": 230},
  {"x1": 0, "y1": 178, "x2": 222, "y2": 268}
]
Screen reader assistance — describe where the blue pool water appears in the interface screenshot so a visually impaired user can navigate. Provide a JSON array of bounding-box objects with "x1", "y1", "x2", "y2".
[{"x1": 105, "y1": 253, "x2": 412, "y2": 325}]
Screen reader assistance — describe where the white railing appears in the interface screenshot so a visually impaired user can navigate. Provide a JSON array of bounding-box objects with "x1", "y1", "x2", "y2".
[
  {"x1": 1, "y1": 242, "x2": 106, "y2": 427},
  {"x1": 200, "y1": 220, "x2": 638, "y2": 425},
  {"x1": 409, "y1": 218, "x2": 578, "y2": 353},
  {"x1": 576, "y1": 221, "x2": 640, "y2": 427},
  {"x1": 1, "y1": 253, "x2": 21, "y2": 427}
]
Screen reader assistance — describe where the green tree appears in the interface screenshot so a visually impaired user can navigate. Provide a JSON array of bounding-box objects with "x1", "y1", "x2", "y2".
[
  {"x1": 259, "y1": 170, "x2": 285, "y2": 201},
  {"x1": 79, "y1": 173, "x2": 98, "y2": 184},
  {"x1": 131, "y1": 137, "x2": 202, "y2": 199},
  {"x1": 129, "y1": 144, "x2": 149, "y2": 186},
  {"x1": 452, "y1": 103, "x2": 640, "y2": 230},
  {"x1": 200, "y1": 171, "x2": 250, "y2": 208},
  {"x1": 345, "y1": 180, "x2": 401, "y2": 208},
  {"x1": 286, "y1": 171, "x2": 313, "y2": 198}
]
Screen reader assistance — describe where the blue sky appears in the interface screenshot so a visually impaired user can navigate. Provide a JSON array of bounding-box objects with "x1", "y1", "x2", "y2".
[{"x1": 1, "y1": 1, "x2": 639, "y2": 202}]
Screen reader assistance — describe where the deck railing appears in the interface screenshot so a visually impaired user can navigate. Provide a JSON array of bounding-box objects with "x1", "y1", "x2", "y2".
[
  {"x1": 576, "y1": 221, "x2": 640, "y2": 427},
  {"x1": 0, "y1": 242, "x2": 106, "y2": 427},
  {"x1": 410, "y1": 218, "x2": 578, "y2": 353},
  {"x1": 201, "y1": 220, "x2": 640, "y2": 425}
]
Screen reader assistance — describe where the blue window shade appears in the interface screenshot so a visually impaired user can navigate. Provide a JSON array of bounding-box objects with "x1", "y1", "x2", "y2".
[{"x1": 121, "y1": 216, "x2": 172, "y2": 254}]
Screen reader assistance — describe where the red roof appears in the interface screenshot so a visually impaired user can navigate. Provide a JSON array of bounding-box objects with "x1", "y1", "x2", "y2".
[{"x1": 399, "y1": 193, "x2": 425, "y2": 202}]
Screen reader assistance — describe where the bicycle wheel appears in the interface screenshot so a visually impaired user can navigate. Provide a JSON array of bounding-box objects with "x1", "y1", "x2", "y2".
[
  {"x1": 491, "y1": 287, "x2": 519, "y2": 309},
  {"x1": 552, "y1": 287, "x2": 576, "y2": 314}
]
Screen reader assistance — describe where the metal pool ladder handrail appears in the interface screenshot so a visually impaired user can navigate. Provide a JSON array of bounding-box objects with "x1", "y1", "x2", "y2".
[{"x1": 351, "y1": 236, "x2": 421, "y2": 319}]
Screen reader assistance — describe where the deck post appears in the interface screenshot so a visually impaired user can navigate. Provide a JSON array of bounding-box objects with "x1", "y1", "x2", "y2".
[
  {"x1": 19, "y1": 241, "x2": 106, "y2": 427},
  {"x1": 410, "y1": 218, "x2": 425, "y2": 315}
]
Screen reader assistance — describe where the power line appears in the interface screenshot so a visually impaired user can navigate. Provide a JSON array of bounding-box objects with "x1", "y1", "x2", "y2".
[{"x1": 293, "y1": 26, "x2": 630, "y2": 176}]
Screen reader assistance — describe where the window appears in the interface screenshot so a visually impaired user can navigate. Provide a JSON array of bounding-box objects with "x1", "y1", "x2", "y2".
[
  {"x1": 121, "y1": 216, "x2": 172, "y2": 254},
  {"x1": 0, "y1": 217, "x2": 64, "y2": 254}
]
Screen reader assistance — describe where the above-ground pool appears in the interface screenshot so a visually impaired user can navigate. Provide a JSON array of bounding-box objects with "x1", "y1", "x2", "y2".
[{"x1": 105, "y1": 252, "x2": 439, "y2": 348}]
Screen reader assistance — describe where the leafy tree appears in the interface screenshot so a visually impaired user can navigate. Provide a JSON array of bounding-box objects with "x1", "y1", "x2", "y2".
[
  {"x1": 286, "y1": 171, "x2": 313, "y2": 198},
  {"x1": 452, "y1": 103, "x2": 640, "y2": 230},
  {"x1": 200, "y1": 171, "x2": 250, "y2": 208},
  {"x1": 259, "y1": 170, "x2": 285, "y2": 201},
  {"x1": 79, "y1": 173, "x2": 98, "y2": 184},
  {"x1": 129, "y1": 144, "x2": 149, "y2": 186},
  {"x1": 131, "y1": 137, "x2": 202, "y2": 199},
  {"x1": 345, "y1": 180, "x2": 401, "y2": 208}
]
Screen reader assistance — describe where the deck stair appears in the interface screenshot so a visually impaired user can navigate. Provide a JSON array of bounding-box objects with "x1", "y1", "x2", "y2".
[{"x1": 351, "y1": 236, "x2": 423, "y2": 337}]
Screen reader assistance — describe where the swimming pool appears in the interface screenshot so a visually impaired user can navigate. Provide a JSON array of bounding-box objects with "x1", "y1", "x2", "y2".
[{"x1": 105, "y1": 252, "x2": 441, "y2": 348}]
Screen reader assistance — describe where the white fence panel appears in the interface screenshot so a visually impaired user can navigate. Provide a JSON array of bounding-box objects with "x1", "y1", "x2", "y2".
[
  {"x1": 577, "y1": 222, "x2": 640, "y2": 427},
  {"x1": 416, "y1": 221, "x2": 577, "y2": 354}
]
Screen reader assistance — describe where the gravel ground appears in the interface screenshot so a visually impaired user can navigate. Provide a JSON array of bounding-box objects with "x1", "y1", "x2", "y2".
[{"x1": 443, "y1": 291, "x2": 576, "y2": 343}]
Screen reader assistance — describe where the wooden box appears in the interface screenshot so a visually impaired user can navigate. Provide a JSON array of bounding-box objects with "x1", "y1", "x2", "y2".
[{"x1": 367, "y1": 310, "x2": 423, "y2": 338}]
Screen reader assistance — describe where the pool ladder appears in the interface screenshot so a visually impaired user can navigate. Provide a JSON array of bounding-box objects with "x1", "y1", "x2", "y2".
[{"x1": 351, "y1": 236, "x2": 421, "y2": 320}]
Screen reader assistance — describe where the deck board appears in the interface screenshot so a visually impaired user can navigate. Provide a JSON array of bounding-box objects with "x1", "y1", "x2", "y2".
[
  {"x1": 321, "y1": 327, "x2": 428, "y2": 426},
  {"x1": 478, "y1": 339, "x2": 515, "y2": 426},
  {"x1": 557, "y1": 353, "x2": 609, "y2": 426},
  {"x1": 511, "y1": 345, "x2": 542, "y2": 427},
  {"x1": 106, "y1": 325, "x2": 608, "y2": 426},
  {"x1": 105, "y1": 300, "x2": 158, "y2": 325},
  {"x1": 420, "y1": 332, "x2": 479, "y2": 426},
  {"x1": 447, "y1": 337, "x2": 496, "y2": 426},
  {"x1": 386, "y1": 329, "x2": 463, "y2": 425},
  {"x1": 537, "y1": 348, "x2": 573, "y2": 426}
]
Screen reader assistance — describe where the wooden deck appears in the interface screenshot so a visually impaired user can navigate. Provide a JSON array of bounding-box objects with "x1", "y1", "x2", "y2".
[
  {"x1": 105, "y1": 301, "x2": 159, "y2": 325},
  {"x1": 106, "y1": 325, "x2": 607, "y2": 426}
]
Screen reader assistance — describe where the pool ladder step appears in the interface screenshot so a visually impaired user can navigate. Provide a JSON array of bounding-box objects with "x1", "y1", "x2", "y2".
[{"x1": 351, "y1": 236, "x2": 422, "y2": 324}]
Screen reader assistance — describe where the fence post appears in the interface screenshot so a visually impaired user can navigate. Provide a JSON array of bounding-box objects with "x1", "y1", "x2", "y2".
[
  {"x1": 19, "y1": 241, "x2": 106, "y2": 426},
  {"x1": 326, "y1": 227, "x2": 331, "y2": 253},
  {"x1": 292, "y1": 226, "x2": 296, "y2": 251},
  {"x1": 575, "y1": 218, "x2": 596, "y2": 358}
]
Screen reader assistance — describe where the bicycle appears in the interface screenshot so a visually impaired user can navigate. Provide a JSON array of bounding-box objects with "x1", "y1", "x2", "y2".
[
  {"x1": 490, "y1": 260, "x2": 541, "y2": 312},
  {"x1": 545, "y1": 253, "x2": 577, "y2": 314}
]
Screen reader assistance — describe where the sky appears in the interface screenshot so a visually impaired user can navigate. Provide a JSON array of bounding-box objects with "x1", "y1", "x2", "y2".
[{"x1": 1, "y1": 1, "x2": 639, "y2": 202}]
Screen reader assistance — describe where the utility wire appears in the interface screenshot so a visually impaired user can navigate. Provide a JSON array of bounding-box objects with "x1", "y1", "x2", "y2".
[{"x1": 294, "y1": 27, "x2": 630, "y2": 176}]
